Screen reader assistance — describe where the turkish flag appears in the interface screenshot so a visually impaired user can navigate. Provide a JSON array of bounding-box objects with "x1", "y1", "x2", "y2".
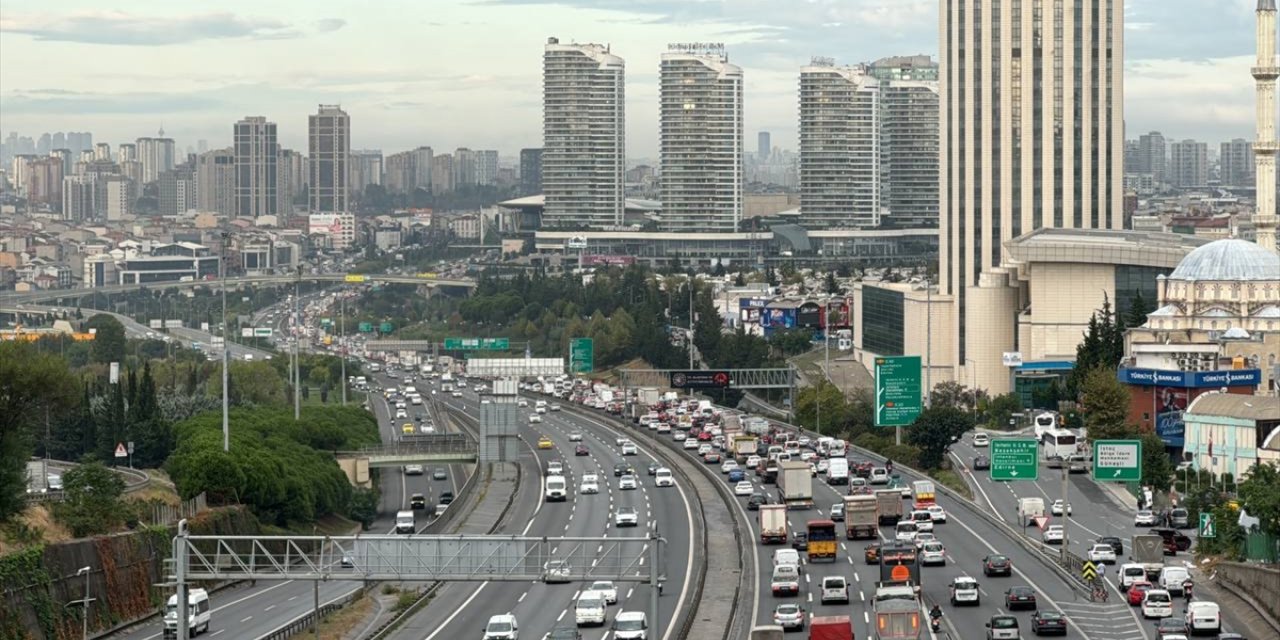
[{"x1": 1208, "y1": 436, "x2": 1214, "y2": 458}]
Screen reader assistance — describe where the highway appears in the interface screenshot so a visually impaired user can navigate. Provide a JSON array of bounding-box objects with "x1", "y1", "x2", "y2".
[{"x1": 389, "y1": 386, "x2": 700, "y2": 640}]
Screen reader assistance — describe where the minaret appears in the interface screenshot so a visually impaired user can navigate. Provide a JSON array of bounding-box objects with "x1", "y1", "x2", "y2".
[{"x1": 1254, "y1": 0, "x2": 1279, "y2": 253}]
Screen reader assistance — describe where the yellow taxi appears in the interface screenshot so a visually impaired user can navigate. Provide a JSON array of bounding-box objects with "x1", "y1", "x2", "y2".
[
  {"x1": 537, "y1": 436, "x2": 554, "y2": 450},
  {"x1": 402, "y1": 423, "x2": 415, "y2": 435}
]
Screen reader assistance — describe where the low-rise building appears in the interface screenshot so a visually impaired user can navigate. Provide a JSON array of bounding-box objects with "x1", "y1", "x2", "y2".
[{"x1": 1182, "y1": 393, "x2": 1280, "y2": 479}]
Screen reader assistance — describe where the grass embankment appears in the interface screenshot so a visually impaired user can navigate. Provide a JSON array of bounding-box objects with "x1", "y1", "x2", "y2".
[{"x1": 929, "y1": 468, "x2": 974, "y2": 501}]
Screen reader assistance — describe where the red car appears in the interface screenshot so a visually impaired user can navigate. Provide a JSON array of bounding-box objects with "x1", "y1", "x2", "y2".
[
  {"x1": 1126, "y1": 581, "x2": 1152, "y2": 606},
  {"x1": 703, "y1": 452, "x2": 722, "y2": 464},
  {"x1": 697, "y1": 431, "x2": 713, "y2": 441},
  {"x1": 574, "y1": 444, "x2": 589, "y2": 456}
]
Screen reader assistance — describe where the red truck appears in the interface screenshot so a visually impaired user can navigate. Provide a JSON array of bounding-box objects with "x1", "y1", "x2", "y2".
[{"x1": 809, "y1": 615, "x2": 853, "y2": 640}]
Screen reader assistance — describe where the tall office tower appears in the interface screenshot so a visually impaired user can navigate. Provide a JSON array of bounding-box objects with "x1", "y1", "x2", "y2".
[
  {"x1": 1169, "y1": 139, "x2": 1209, "y2": 188},
  {"x1": 117, "y1": 143, "x2": 137, "y2": 163},
  {"x1": 1254, "y1": 0, "x2": 1278, "y2": 252},
  {"x1": 277, "y1": 149, "x2": 304, "y2": 214},
  {"x1": 431, "y1": 154, "x2": 455, "y2": 193},
  {"x1": 872, "y1": 55, "x2": 940, "y2": 229},
  {"x1": 308, "y1": 104, "x2": 351, "y2": 213},
  {"x1": 410, "y1": 146, "x2": 433, "y2": 191},
  {"x1": 1220, "y1": 139, "x2": 1256, "y2": 187},
  {"x1": 37, "y1": 134, "x2": 51, "y2": 155},
  {"x1": 25, "y1": 157, "x2": 64, "y2": 209},
  {"x1": 475, "y1": 150, "x2": 499, "y2": 186},
  {"x1": 542, "y1": 37, "x2": 625, "y2": 229},
  {"x1": 158, "y1": 168, "x2": 195, "y2": 216},
  {"x1": 136, "y1": 135, "x2": 176, "y2": 184},
  {"x1": 350, "y1": 149, "x2": 383, "y2": 192},
  {"x1": 94, "y1": 143, "x2": 111, "y2": 161},
  {"x1": 519, "y1": 148, "x2": 543, "y2": 195},
  {"x1": 939, "y1": 0, "x2": 1125, "y2": 392},
  {"x1": 232, "y1": 116, "x2": 279, "y2": 218},
  {"x1": 659, "y1": 43, "x2": 743, "y2": 232},
  {"x1": 196, "y1": 148, "x2": 236, "y2": 215},
  {"x1": 50, "y1": 149, "x2": 72, "y2": 177},
  {"x1": 1123, "y1": 140, "x2": 1142, "y2": 174},
  {"x1": 51, "y1": 132, "x2": 65, "y2": 151},
  {"x1": 799, "y1": 59, "x2": 881, "y2": 229},
  {"x1": 452, "y1": 148, "x2": 476, "y2": 187},
  {"x1": 384, "y1": 150, "x2": 415, "y2": 193},
  {"x1": 62, "y1": 175, "x2": 95, "y2": 221},
  {"x1": 758, "y1": 131, "x2": 772, "y2": 161},
  {"x1": 1137, "y1": 131, "x2": 1167, "y2": 181}
]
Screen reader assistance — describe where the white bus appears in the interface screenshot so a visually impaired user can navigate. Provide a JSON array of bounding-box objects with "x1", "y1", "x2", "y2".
[
  {"x1": 1033, "y1": 412, "x2": 1059, "y2": 439},
  {"x1": 1041, "y1": 428, "x2": 1079, "y2": 459}
]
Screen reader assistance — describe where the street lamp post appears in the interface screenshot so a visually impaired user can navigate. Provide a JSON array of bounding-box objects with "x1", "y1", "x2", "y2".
[
  {"x1": 340, "y1": 294, "x2": 347, "y2": 405},
  {"x1": 220, "y1": 231, "x2": 230, "y2": 452},
  {"x1": 76, "y1": 565, "x2": 92, "y2": 639},
  {"x1": 294, "y1": 265, "x2": 302, "y2": 420}
]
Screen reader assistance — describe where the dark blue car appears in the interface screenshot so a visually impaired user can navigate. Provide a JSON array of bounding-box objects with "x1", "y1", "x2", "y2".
[{"x1": 728, "y1": 469, "x2": 745, "y2": 483}]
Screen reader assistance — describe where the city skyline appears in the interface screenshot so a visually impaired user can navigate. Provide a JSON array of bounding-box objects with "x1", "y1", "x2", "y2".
[{"x1": 0, "y1": 0, "x2": 1270, "y2": 157}]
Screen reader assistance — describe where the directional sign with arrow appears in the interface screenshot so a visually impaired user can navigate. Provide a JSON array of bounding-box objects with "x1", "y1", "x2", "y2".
[
  {"x1": 990, "y1": 438, "x2": 1039, "y2": 481},
  {"x1": 1092, "y1": 439, "x2": 1142, "y2": 482},
  {"x1": 1081, "y1": 561, "x2": 1098, "y2": 581}
]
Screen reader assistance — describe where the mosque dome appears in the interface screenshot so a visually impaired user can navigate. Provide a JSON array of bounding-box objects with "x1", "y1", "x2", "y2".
[{"x1": 1168, "y1": 239, "x2": 1279, "y2": 282}]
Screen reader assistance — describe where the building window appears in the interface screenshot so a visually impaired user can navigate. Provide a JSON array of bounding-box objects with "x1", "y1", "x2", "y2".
[{"x1": 862, "y1": 286, "x2": 906, "y2": 356}]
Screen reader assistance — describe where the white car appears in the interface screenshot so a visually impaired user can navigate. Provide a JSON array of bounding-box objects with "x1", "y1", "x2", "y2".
[
  {"x1": 550, "y1": 404, "x2": 562, "y2": 411},
  {"x1": 720, "y1": 460, "x2": 739, "y2": 474},
  {"x1": 683, "y1": 438, "x2": 700, "y2": 450},
  {"x1": 910, "y1": 510, "x2": 934, "y2": 532},
  {"x1": 734, "y1": 481, "x2": 754, "y2": 496},
  {"x1": 921, "y1": 541, "x2": 946, "y2": 565},
  {"x1": 772, "y1": 603, "x2": 805, "y2": 630},
  {"x1": 950, "y1": 576, "x2": 980, "y2": 605},
  {"x1": 1141, "y1": 589, "x2": 1173, "y2": 619},
  {"x1": 926, "y1": 505, "x2": 948, "y2": 523},
  {"x1": 1042, "y1": 525, "x2": 1065, "y2": 545},
  {"x1": 395, "y1": 409, "x2": 408, "y2": 419},
  {"x1": 619, "y1": 475, "x2": 638, "y2": 490},
  {"x1": 1134, "y1": 510, "x2": 1158, "y2": 526},
  {"x1": 913, "y1": 532, "x2": 937, "y2": 549},
  {"x1": 1087, "y1": 543, "x2": 1117, "y2": 564},
  {"x1": 536, "y1": 406, "x2": 547, "y2": 414},
  {"x1": 529, "y1": 414, "x2": 543, "y2": 424},
  {"x1": 656, "y1": 423, "x2": 672, "y2": 434},
  {"x1": 621, "y1": 442, "x2": 638, "y2": 456},
  {"x1": 589, "y1": 580, "x2": 618, "y2": 605},
  {"x1": 517, "y1": 399, "x2": 529, "y2": 408},
  {"x1": 615, "y1": 506, "x2": 639, "y2": 527},
  {"x1": 451, "y1": 390, "x2": 462, "y2": 397},
  {"x1": 580, "y1": 474, "x2": 600, "y2": 495},
  {"x1": 1185, "y1": 601, "x2": 1220, "y2": 634},
  {"x1": 1050, "y1": 499, "x2": 1072, "y2": 516},
  {"x1": 895, "y1": 521, "x2": 918, "y2": 543},
  {"x1": 483, "y1": 613, "x2": 519, "y2": 640},
  {"x1": 672, "y1": 431, "x2": 687, "y2": 442},
  {"x1": 569, "y1": 432, "x2": 583, "y2": 442},
  {"x1": 745, "y1": 455, "x2": 762, "y2": 469},
  {"x1": 815, "y1": 459, "x2": 830, "y2": 474},
  {"x1": 697, "y1": 444, "x2": 712, "y2": 456},
  {"x1": 799, "y1": 451, "x2": 816, "y2": 462},
  {"x1": 404, "y1": 464, "x2": 424, "y2": 476},
  {"x1": 797, "y1": 436, "x2": 811, "y2": 448},
  {"x1": 972, "y1": 433, "x2": 990, "y2": 447},
  {"x1": 869, "y1": 468, "x2": 890, "y2": 484},
  {"x1": 616, "y1": 436, "x2": 631, "y2": 447},
  {"x1": 654, "y1": 468, "x2": 675, "y2": 487}
]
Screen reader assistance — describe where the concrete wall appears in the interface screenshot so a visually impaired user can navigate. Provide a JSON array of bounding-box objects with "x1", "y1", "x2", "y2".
[{"x1": 1216, "y1": 561, "x2": 1280, "y2": 624}]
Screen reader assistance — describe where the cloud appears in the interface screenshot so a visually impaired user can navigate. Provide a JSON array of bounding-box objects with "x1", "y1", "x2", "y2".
[{"x1": 0, "y1": 10, "x2": 346, "y2": 46}]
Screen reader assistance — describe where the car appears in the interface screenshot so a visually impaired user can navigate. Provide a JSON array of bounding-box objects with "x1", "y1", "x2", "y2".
[
  {"x1": 816, "y1": 459, "x2": 830, "y2": 474},
  {"x1": 410, "y1": 493, "x2": 426, "y2": 510},
  {"x1": 770, "y1": 565, "x2": 801, "y2": 596},
  {"x1": 973, "y1": 433, "x2": 991, "y2": 447},
  {"x1": 451, "y1": 390, "x2": 462, "y2": 398},
  {"x1": 621, "y1": 442, "x2": 638, "y2": 456},
  {"x1": 538, "y1": 559, "x2": 574, "y2": 585},
  {"x1": 703, "y1": 452, "x2": 722, "y2": 464},
  {"x1": 1154, "y1": 617, "x2": 1188, "y2": 638},
  {"x1": 973, "y1": 455, "x2": 991, "y2": 470},
  {"x1": 747, "y1": 493, "x2": 770, "y2": 511},
  {"x1": 589, "y1": 580, "x2": 618, "y2": 605},
  {"x1": 619, "y1": 475, "x2": 638, "y2": 490},
  {"x1": 654, "y1": 468, "x2": 675, "y2": 487},
  {"x1": 911, "y1": 510, "x2": 934, "y2": 532},
  {"x1": 1141, "y1": 589, "x2": 1173, "y2": 619},
  {"x1": 830, "y1": 503, "x2": 845, "y2": 522},
  {"x1": 1004, "y1": 586, "x2": 1038, "y2": 610},
  {"x1": 1042, "y1": 525, "x2": 1065, "y2": 545},
  {"x1": 1119, "y1": 563, "x2": 1147, "y2": 591},
  {"x1": 614, "y1": 462, "x2": 632, "y2": 477},
  {"x1": 1051, "y1": 500, "x2": 1072, "y2": 516},
  {"x1": 921, "y1": 541, "x2": 946, "y2": 566},
  {"x1": 1098, "y1": 536, "x2": 1125, "y2": 556},
  {"x1": 548, "y1": 461, "x2": 565, "y2": 475},
  {"x1": 615, "y1": 506, "x2": 639, "y2": 527},
  {"x1": 672, "y1": 431, "x2": 687, "y2": 442},
  {"x1": 575, "y1": 444, "x2": 589, "y2": 456},
  {"x1": 580, "y1": 475, "x2": 600, "y2": 494},
  {"x1": 986, "y1": 614, "x2": 1019, "y2": 640},
  {"x1": 683, "y1": 438, "x2": 700, "y2": 450},
  {"x1": 772, "y1": 603, "x2": 805, "y2": 630},
  {"x1": 568, "y1": 432, "x2": 583, "y2": 442},
  {"x1": 895, "y1": 521, "x2": 918, "y2": 544},
  {"x1": 950, "y1": 576, "x2": 980, "y2": 605},
  {"x1": 483, "y1": 613, "x2": 520, "y2": 640},
  {"x1": 734, "y1": 481, "x2": 755, "y2": 496},
  {"x1": 720, "y1": 460, "x2": 739, "y2": 474},
  {"x1": 728, "y1": 469, "x2": 745, "y2": 483},
  {"x1": 1135, "y1": 510, "x2": 1159, "y2": 526},
  {"x1": 858, "y1": 540, "x2": 885, "y2": 564},
  {"x1": 820, "y1": 576, "x2": 849, "y2": 604},
  {"x1": 1185, "y1": 601, "x2": 1220, "y2": 634},
  {"x1": 1087, "y1": 543, "x2": 1117, "y2": 564},
  {"x1": 529, "y1": 414, "x2": 543, "y2": 424},
  {"x1": 438, "y1": 491, "x2": 454, "y2": 505},
  {"x1": 745, "y1": 455, "x2": 762, "y2": 469},
  {"x1": 913, "y1": 532, "x2": 937, "y2": 549},
  {"x1": 983, "y1": 554, "x2": 1012, "y2": 576},
  {"x1": 517, "y1": 399, "x2": 529, "y2": 408},
  {"x1": 611, "y1": 611, "x2": 647, "y2": 640},
  {"x1": 1127, "y1": 580, "x2": 1153, "y2": 606},
  {"x1": 869, "y1": 467, "x2": 890, "y2": 484},
  {"x1": 1169, "y1": 507, "x2": 1191, "y2": 529},
  {"x1": 404, "y1": 464, "x2": 424, "y2": 475},
  {"x1": 926, "y1": 505, "x2": 948, "y2": 523},
  {"x1": 1030, "y1": 610, "x2": 1068, "y2": 636},
  {"x1": 791, "y1": 532, "x2": 808, "y2": 552},
  {"x1": 550, "y1": 403, "x2": 562, "y2": 412},
  {"x1": 537, "y1": 436, "x2": 554, "y2": 449}
]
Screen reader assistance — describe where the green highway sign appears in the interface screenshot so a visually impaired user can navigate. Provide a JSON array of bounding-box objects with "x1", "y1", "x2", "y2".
[
  {"x1": 570, "y1": 337, "x2": 594, "y2": 374},
  {"x1": 990, "y1": 438, "x2": 1039, "y2": 481},
  {"x1": 253, "y1": 327, "x2": 273, "y2": 337},
  {"x1": 358, "y1": 322, "x2": 373, "y2": 333},
  {"x1": 379, "y1": 322, "x2": 394, "y2": 334},
  {"x1": 444, "y1": 337, "x2": 510, "y2": 350},
  {"x1": 1093, "y1": 439, "x2": 1142, "y2": 482},
  {"x1": 874, "y1": 356, "x2": 922, "y2": 427},
  {"x1": 1199, "y1": 513, "x2": 1216, "y2": 538}
]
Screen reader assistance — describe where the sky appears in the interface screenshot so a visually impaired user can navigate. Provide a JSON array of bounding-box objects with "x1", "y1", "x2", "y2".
[{"x1": 0, "y1": 0, "x2": 1272, "y2": 160}]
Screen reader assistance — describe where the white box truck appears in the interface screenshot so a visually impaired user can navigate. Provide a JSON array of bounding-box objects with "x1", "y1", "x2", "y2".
[
  {"x1": 759, "y1": 504, "x2": 788, "y2": 544},
  {"x1": 826, "y1": 458, "x2": 849, "y2": 485},
  {"x1": 777, "y1": 461, "x2": 814, "y2": 510}
]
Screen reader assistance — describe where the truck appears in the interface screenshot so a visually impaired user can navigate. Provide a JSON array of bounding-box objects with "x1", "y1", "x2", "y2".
[
  {"x1": 1132, "y1": 534, "x2": 1166, "y2": 579},
  {"x1": 744, "y1": 416, "x2": 771, "y2": 436},
  {"x1": 748, "y1": 626, "x2": 785, "y2": 640},
  {"x1": 760, "y1": 504, "x2": 788, "y2": 544},
  {"x1": 844, "y1": 494, "x2": 879, "y2": 539},
  {"x1": 808, "y1": 615, "x2": 854, "y2": 640},
  {"x1": 871, "y1": 597, "x2": 922, "y2": 640},
  {"x1": 777, "y1": 461, "x2": 814, "y2": 510},
  {"x1": 910, "y1": 480, "x2": 935, "y2": 510},
  {"x1": 637, "y1": 387, "x2": 661, "y2": 407},
  {"x1": 732, "y1": 435, "x2": 760, "y2": 461},
  {"x1": 876, "y1": 489, "x2": 904, "y2": 525},
  {"x1": 1017, "y1": 497, "x2": 1046, "y2": 526},
  {"x1": 826, "y1": 458, "x2": 849, "y2": 485}
]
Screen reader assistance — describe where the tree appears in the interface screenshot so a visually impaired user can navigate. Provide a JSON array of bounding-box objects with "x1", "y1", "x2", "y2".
[
  {"x1": 983, "y1": 393, "x2": 1023, "y2": 429},
  {"x1": 1124, "y1": 291, "x2": 1155, "y2": 330},
  {"x1": 733, "y1": 272, "x2": 746, "y2": 287},
  {"x1": 1070, "y1": 296, "x2": 1123, "y2": 395},
  {"x1": 56, "y1": 461, "x2": 128, "y2": 537},
  {"x1": 348, "y1": 487, "x2": 379, "y2": 530},
  {"x1": 824, "y1": 272, "x2": 840, "y2": 295},
  {"x1": 1078, "y1": 367, "x2": 1134, "y2": 442},
  {"x1": 0, "y1": 342, "x2": 79, "y2": 520},
  {"x1": 1139, "y1": 432, "x2": 1175, "y2": 492},
  {"x1": 929, "y1": 381, "x2": 980, "y2": 413},
  {"x1": 1237, "y1": 462, "x2": 1280, "y2": 536},
  {"x1": 86, "y1": 314, "x2": 127, "y2": 365},
  {"x1": 908, "y1": 407, "x2": 975, "y2": 470}
]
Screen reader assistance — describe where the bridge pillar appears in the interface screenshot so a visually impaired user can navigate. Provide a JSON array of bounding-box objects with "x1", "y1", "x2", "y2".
[
  {"x1": 337, "y1": 457, "x2": 371, "y2": 488},
  {"x1": 479, "y1": 379, "x2": 522, "y2": 463}
]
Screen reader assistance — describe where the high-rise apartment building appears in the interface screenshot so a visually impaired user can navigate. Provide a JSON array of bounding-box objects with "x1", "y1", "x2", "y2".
[
  {"x1": 117, "y1": 143, "x2": 137, "y2": 164},
  {"x1": 659, "y1": 43, "x2": 743, "y2": 232},
  {"x1": 1136, "y1": 132, "x2": 1167, "y2": 182},
  {"x1": 758, "y1": 132, "x2": 771, "y2": 161},
  {"x1": 233, "y1": 116, "x2": 279, "y2": 218},
  {"x1": 62, "y1": 175, "x2": 95, "y2": 221},
  {"x1": 542, "y1": 37, "x2": 625, "y2": 229},
  {"x1": 452, "y1": 148, "x2": 476, "y2": 187},
  {"x1": 519, "y1": 148, "x2": 543, "y2": 195},
  {"x1": 475, "y1": 150, "x2": 499, "y2": 186},
  {"x1": 872, "y1": 55, "x2": 940, "y2": 229},
  {"x1": 25, "y1": 157, "x2": 64, "y2": 209},
  {"x1": 431, "y1": 154, "x2": 455, "y2": 194},
  {"x1": 350, "y1": 149, "x2": 383, "y2": 194},
  {"x1": 196, "y1": 149, "x2": 235, "y2": 215},
  {"x1": 94, "y1": 143, "x2": 111, "y2": 161},
  {"x1": 277, "y1": 149, "x2": 305, "y2": 214},
  {"x1": 158, "y1": 168, "x2": 194, "y2": 216},
  {"x1": 384, "y1": 151, "x2": 414, "y2": 194},
  {"x1": 1169, "y1": 139, "x2": 1209, "y2": 188},
  {"x1": 103, "y1": 176, "x2": 133, "y2": 220},
  {"x1": 799, "y1": 60, "x2": 881, "y2": 229},
  {"x1": 410, "y1": 146, "x2": 433, "y2": 192},
  {"x1": 1220, "y1": 138, "x2": 1255, "y2": 186},
  {"x1": 136, "y1": 136, "x2": 175, "y2": 184},
  {"x1": 939, "y1": 0, "x2": 1125, "y2": 392},
  {"x1": 308, "y1": 104, "x2": 350, "y2": 213}
]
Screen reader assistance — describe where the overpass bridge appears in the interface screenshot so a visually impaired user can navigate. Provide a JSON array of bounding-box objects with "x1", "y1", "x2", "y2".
[
  {"x1": 335, "y1": 433, "x2": 478, "y2": 485},
  {"x1": 3, "y1": 272, "x2": 477, "y2": 304}
]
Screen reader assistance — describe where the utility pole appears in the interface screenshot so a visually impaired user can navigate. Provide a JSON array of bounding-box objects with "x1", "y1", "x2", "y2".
[
  {"x1": 1060, "y1": 464, "x2": 1070, "y2": 563},
  {"x1": 925, "y1": 276, "x2": 932, "y2": 408},
  {"x1": 294, "y1": 265, "x2": 301, "y2": 420},
  {"x1": 688, "y1": 277, "x2": 695, "y2": 370},
  {"x1": 340, "y1": 294, "x2": 347, "y2": 405},
  {"x1": 220, "y1": 231, "x2": 230, "y2": 452}
]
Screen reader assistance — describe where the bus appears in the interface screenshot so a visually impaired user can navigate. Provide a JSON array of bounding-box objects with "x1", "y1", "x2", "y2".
[
  {"x1": 1033, "y1": 412, "x2": 1059, "y2": 439},
  {"x1": 806, "y1": 520, "x2": 838, "y2": 562},
  {"x1": 1041, "y1": 428, "x2": 1078, "y2": 459}
]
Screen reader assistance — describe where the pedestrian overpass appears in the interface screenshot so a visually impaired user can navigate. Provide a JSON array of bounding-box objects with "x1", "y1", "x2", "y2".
[{"x1": 335, "y1": 434, "x2": 478, "y2": 486}]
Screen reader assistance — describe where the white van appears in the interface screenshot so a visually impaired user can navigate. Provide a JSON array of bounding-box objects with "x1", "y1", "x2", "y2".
[
  {"x1": 612, "y1": 611, "x2": 648, "y2": 640},
  {"x1": 1185, "y1": 601, "x2": 1220, "y2": 634},
  {"x1": 574, "y1": 591, "x2": 607, "y2": 627},
  {"x1": 395, "y1": 510, "x2": 415, "y2": 534},
  {"x1": 772, "y1": 548, "x2": 801, "y2": 569},
  {"x1": 1158, "y1": 565, "x2": 1191, "y2": 595},
  {"x1": 654, "y1": 468, "x2": 674, "y2": 487},
  {"x1": 163, "y1": 588, "x2": 211, "y2": 637},
  {"x1": 895, "y1": 520, "x2": 919, "y2": 543},
  {"x1": 483, "y1": 613, "x2": 519, "y2": 640},
  {"x1": 1118, "y1": 563, "x2": 1148, "y2": 591},
  {"x1": 546, "y1": 475, "x2": 568, "y2": 502}
]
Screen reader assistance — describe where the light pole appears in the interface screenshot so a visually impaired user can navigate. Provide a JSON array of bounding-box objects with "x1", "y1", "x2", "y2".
[
  {"x1": 220, "y1": 231, "x2": 230, "y2": 452},
  {"x1": 76, "y1": 565, "x2": 92, "y2": 639},
  {"x1": 294, "y1": 265, "x2": 302, "y2": 420},
  {"x1": 340, "y1": 294, "x2": 347, "y2": 405}
]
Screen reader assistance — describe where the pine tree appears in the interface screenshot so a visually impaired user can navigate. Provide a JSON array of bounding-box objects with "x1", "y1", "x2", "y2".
[{"x1": 1124, "y1": 291, "x2": 1154, "y2": 330}]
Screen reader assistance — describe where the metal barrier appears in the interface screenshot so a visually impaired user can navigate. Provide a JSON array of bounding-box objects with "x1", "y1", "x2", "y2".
[{"x1": 260, "y1": 587, "x2": 365, "y2": 640}]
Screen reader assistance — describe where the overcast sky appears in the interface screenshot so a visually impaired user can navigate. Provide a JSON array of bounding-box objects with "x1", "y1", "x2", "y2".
[{"x1": 0, "y1": 0, "x2": 1272, "y2": 159}]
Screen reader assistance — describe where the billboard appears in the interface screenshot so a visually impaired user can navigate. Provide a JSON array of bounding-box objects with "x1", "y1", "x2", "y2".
[
  {"x1": 309, "y1": 213, "x2": 349, "y2": 236},
  {"x1": 739, "y1": 298, "x2": 767, "y2": 323},
  {"x1": 762, "y1": 307, "x2": 796, "y2": 330},
  {"x1": 581, "y1": 255, "x2": 636, "y2": 267},
  {"x1": 669, "y1": 371, "x2": 731, "y2": 389},
  {"x1": 826, "y1": 300, "x2": 851, "y2": 328},
  {"x1": 1154, "y1": 387, "x2": 1188, "y2": 447},
  {"x1": 1118, "y1": 367, "x2": 1261, "y2": 389},
  {"x1": 796, "y1": 302, "x2": 823, "y2": 328}
]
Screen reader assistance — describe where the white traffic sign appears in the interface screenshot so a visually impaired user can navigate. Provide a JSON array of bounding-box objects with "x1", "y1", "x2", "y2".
[{"x1": 114, "y1": 442, "x2": 127, "y2": 458}]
